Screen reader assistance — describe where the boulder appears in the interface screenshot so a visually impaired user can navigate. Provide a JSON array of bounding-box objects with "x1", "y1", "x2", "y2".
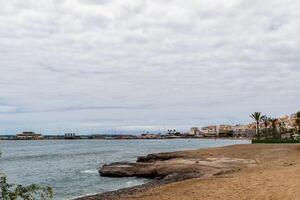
[
  {"x1": 137, "y1": 152, "x2": 182, "y2": 162},
  {"x1": 99, "y1": 162, "x2": 165, "y2": 178}
]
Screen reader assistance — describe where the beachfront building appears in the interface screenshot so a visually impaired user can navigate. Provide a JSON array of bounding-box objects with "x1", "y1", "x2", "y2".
[
  {"x1": 190, "y1": 127, "x2": 201, "y2": 136},
  {"x1": 201, "y1": 126, "x2": 217, "y2": 137},
  {"x1": 233, "y1": 124, "x2": 256, "y2": 138},
  {"x1": 217, "y1": 125, "x2": 234, "y2": 137},
  {"x1": 277, "y1": 115, "x2": 296, "y2": 130},
  {"x1": 16, "y1": 132, "x2": 43, "y2": 140}
]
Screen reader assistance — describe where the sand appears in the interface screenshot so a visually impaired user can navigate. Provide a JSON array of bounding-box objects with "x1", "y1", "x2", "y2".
[
  {"x1": 121, "y1": 144, "x2": 300, "y2": 200},
  {"x1": 78, "y1": 144, "x2": 300, "y2": 200}
]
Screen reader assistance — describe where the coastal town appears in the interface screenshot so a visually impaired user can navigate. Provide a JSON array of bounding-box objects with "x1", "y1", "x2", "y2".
[{"x1": 1, "y1": 112, "x2": 298, "y2": 141}]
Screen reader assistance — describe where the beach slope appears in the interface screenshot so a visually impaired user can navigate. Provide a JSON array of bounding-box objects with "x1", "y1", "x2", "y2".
[{"x1": 78, "y1": 144, "x2": 300, "y2": 200}]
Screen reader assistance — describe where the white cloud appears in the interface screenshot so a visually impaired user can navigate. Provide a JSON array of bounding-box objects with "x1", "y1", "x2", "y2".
[{"x1": 0, "y1": 0, "x2": 299, "y2": 134}]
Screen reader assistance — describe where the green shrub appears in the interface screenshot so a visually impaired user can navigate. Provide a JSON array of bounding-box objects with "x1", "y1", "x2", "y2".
[{"x1": 0, "y1": 175, "x2": 53, "y2": 200}]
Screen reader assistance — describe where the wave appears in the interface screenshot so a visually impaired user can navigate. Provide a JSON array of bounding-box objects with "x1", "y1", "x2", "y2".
[
  {"x1": 125, "y1": 179, "x2": 145, "y2": 187},
  {"x1": 80, "y1": 169, "x2": 99, "y2": 174}
]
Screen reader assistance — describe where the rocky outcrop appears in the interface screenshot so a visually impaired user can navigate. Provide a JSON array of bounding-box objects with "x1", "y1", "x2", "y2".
[
  {"x1": 99, "y1": 160, "x2": 206, "y2": 179},
  {"x1": 136, "y1": 152, "x2": 183, "y2": 163},
  {"x1": 100, "y1": 162, "x2": 162, "y2": 178},
  {"x1": 99, "y1": 150, "x2": 255, "y2": 179}
]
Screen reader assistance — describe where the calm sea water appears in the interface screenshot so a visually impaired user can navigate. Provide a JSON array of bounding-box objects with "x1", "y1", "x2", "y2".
[{"x1": 0, "y1": 139, "x2": 250, "y2": 200}]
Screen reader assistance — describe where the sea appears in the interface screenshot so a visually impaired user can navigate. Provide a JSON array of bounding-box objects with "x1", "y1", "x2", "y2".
[{"x1": 0, "y1": 139, "x2": 250, "y2": 200}]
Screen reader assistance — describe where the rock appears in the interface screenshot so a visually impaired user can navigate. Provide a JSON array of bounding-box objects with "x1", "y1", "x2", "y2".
[
  {"x1": 99, "y1": 160, "x2": 205, "y2": 179},
  {"x1": 99, "y1": 151, "x2": 252, "y2": 180},
  {"x1": 137, "y1": 152, "x2": 181, "y2": 163},
  {"x1": 99, "y1": 162, "x2": 165, "y2": 178}
]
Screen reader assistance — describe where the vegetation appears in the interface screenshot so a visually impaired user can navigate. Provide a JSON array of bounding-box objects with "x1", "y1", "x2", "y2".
[
  {"x1": 269, "y1": 118, "x2": 279, "y2": 139},
  {"x1": 261, "y1": 115, "x2": 269, "y2": 129},
  {"x1": 251, "y1": 110, "x2": 300, "y2": 143},
  {"x1": 0, "y1": 175, "x2": 53, "y2": 200},
  {"x1": 296, "y1": 111, "x2": 300, "y2": 133},
  {"x1": 250, "y1": 112, "x2": 262, "y2": 139}
]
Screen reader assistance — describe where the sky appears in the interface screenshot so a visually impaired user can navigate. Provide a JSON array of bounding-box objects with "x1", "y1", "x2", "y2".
[{"x1": 0, "y1": 0, "x2": 299, "y2": 134}]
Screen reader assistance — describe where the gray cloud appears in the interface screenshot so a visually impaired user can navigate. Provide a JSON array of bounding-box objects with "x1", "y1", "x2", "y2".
[
  {"x1": 0, "y1": 104, "x2": 155, "y2": 114},
  {"x1": 0, "y1": 0, "x2": 299, "y2": 134}
]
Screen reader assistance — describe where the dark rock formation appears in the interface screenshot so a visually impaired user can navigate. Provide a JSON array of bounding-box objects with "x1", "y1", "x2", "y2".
[
  {"x1": 99, "y1": 162, "x2": 163, "y2": 178},
  {"x1": 99, "y1": 149, "x2": 254, "y2": 180},
  {"x1": 99, "y1": 161, "x2": 201, "y2": 179},
  {"x1": 99, "y1": 159, "x2": 215, "y2": 179},
  {"x1": 136, "y1": 152, "x2": 182, "y2": 163}
]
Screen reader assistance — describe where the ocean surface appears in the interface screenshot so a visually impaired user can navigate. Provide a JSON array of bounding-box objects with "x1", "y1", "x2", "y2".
[{"x1": 0, "y1": 139, "x2": 250, "y2": 200}]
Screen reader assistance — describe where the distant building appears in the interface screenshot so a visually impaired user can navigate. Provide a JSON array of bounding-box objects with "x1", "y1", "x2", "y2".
[
  {"x1": 166, "y1": 129, "x2": 182, "y2": 136},
  {"x1": 217, "y1": 125, "x2": 234, "y2": 137},
  {"x1": 0, "y1": 135, "x2": 16, "y2": 140},
  {"x1": 91, "y1": 134, "x2": 106, "y2": 139},
  {"x1": 16, "y1": 132, "x2": 43, "y2": 140},
  {"x1": 233, "y1": 124, "x2": 256, "y2": 137},
  {"x1": 113, "y1": 135, "x2": 137, "y2": 139},
  {"x1": 64, "y1": 133, "x2": 76, "y2": 139},
  {"x1": 44, "y1": 135, "x2": 65, "y2": 140},
  {"x1": 140, "y1": 133, "x2": 159, "y2": 139},
  {"x1": 201, "y1": 126, "x2": 217, "y2": 137},
  {"x1": 190, "y1": 127, "x2": 201, "y2": 136},
  {"x1": 278, "y1": 115, "x2": 296, "y2": 130}
]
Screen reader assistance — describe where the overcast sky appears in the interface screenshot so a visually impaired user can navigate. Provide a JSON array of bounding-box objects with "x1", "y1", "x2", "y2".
[{"x1": 0, "y1": 0, "x2": 299, "y2": 134}]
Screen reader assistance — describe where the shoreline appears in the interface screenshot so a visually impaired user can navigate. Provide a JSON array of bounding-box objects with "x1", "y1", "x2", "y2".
[
  {"x1": 73, "y1": 166, "x2": 203, "y2": 200},
  {"x1": 0, "y1": 137, "x2": 251, "y2": 141},
  {"x1": 75, "y1": 143, "x2": 300, "y2": 200},
  {"x1": 73, "y1": 177, "x2": 177, "y2": 200}
]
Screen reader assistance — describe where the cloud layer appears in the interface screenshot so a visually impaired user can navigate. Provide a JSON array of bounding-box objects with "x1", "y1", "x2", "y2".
[{"x1": 0, "y1": 0, "x2": 299, "y2": 134}]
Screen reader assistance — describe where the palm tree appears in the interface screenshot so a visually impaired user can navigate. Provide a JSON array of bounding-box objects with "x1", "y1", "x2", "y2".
[
  {"x1": 261, "y1": 115, "x2": 269, "y2": 138},
  {"x1": 296, "y1": 111, "x2": 300, "y2": 134},
  {"x1": 261, "y1": 115, "x2": 269, "y2": 128},
  {"x1": 250, "y1": 112, "x2": 262, "y2": 139},
  {"x1": 269, "y1": 118, "x2": 278, "y2": 139}
]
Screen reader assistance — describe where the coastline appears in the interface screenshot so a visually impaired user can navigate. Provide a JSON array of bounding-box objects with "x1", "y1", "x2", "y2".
[
  {"x1": 0, "y1": 137, "x2": 251, "y2": 141},
  {"x1": 75, "y1": 143, "x2": 300, "y2": 200},
  {"x1": 73, "y1": 165, "x2": 202, "y2": 200}
]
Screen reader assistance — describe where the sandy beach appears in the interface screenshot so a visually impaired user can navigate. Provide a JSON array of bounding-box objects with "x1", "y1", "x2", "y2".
[{"x1": 77, "y1": 144, "x2": 300, "y2": 200}]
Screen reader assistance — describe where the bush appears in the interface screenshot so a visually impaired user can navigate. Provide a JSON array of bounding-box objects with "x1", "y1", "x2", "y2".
[{"x1": 0, "y1": 175, "x2": 53, "y2": 200}]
